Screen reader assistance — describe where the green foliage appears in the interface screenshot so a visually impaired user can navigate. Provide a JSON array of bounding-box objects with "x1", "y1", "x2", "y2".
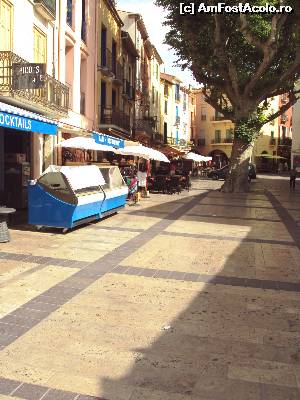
[{"x1": 156, "y1": 0, "x2": 300, "y2": 143}]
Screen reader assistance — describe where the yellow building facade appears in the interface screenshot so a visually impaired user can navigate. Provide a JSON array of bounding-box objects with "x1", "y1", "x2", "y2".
[{"x1": 193, "y1": 89, "x2": 281, "y2": 168}]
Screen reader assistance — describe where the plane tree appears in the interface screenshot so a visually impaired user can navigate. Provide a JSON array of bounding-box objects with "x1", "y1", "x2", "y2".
[{"x1": 156, "y1": 0, "x2": 300, "y2": 192}]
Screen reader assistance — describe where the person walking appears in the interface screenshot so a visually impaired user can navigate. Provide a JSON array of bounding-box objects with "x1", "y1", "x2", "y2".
[{"x1": 290, "y1": 168, "x2": 297, "y2": 191}]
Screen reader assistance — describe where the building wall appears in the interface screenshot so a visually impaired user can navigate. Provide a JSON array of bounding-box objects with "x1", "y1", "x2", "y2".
[
  {"x1": 292, "y1": 84, "x2": 300, "y2": 169},
  {"x1": 0, "y1": 0, "x2": 62, "y2": 177},
  {"x1": 192, "y1": 89, "x2": 283, "y2": 166},
  {"x1": 149, "y1": 54, "x2": 162, "y2": 135}
]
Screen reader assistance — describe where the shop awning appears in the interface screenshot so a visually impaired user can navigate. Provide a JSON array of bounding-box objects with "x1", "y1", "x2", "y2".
[
  {"x1": 57, "y1": 136, "x2": 121, "y2": 154},
  {"x1": 0, "y1": 101, "x2": 58, "y2": 135}
]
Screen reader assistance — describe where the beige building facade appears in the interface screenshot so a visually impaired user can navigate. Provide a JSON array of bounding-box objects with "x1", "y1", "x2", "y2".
[{"x1": 193, "y1": 89, "x2": 283, "y2": 168}]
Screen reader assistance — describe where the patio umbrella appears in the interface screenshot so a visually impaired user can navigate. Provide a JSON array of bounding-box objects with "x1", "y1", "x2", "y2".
[
  {"x1": 57, "y1": 137, "x2": 121, "y2": 153},
  {"x1": 256, "y1": 154, "x2": 286, "y2": 159},
  {"x1": 120, "y1": 145, "x2": 170, "y2": 163}
]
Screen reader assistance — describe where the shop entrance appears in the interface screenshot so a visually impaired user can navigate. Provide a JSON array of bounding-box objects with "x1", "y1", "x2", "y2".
[{"x1": 0, "y1": 128, "x2": 32, "y2": 209}]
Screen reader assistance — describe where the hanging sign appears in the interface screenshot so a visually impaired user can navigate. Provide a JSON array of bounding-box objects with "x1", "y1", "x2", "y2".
[
  {"x1": 93, "y1": 132, "x2": 124, "y2": 148},
  {"x1": 12, "y1": 63, "x2": 46, "y2": 90}
]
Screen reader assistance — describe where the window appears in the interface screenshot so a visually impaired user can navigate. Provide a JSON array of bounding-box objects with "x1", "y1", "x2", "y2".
[
  {"x1": 156, "y1": 64, "x2": 159, "y2": 80},
  {"x1": 67, "y1": 0, "x2": 73, "y2": 27},
  {"x1": 201, "y1": 107, "x2": 206, "y2": 121},
  {"x1": 0, "y1": 0, "x2": 13, "y2": 51},
  {"x1": 271, "y1": 130, "x2": 274, "y2": 138},
  {"x1": 175, "y1": 84, "x2": 180, "y2": 101},
  {"x1": 163, "y1": 122, "x2": 168, "y2": 143},
  {"x1": 112, "y1": 39, "x2": 117, "y2": 74},
  {"x1": 215, "y1": 130, "x2": 221, "y2": 143},
  {"x1": 152, "y1": 86, "x2": 155, "y2": 104},
  {"x1": 164, "y1": 84, "x2": 168, "y2": 97},
  {"x1": 112, "y1": 89, "x2": 117, "y2": 108},
  {"x1": 164, "y1": 100, "x2": 167, "y2": 115},
  {"x1": 33, "y1": 26, "x2": 47, "y2": 63},
  {"x1": 101, "y1": 26, "x2": 107, "y2": 66},
  {"x1": 226, "y1": 129, "x2": 233, "y2": 140}
]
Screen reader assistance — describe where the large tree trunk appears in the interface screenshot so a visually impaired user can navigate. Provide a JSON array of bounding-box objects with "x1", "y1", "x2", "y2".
[{"x1": 221, "y1": 134, "x2": 253, "y2": 193}]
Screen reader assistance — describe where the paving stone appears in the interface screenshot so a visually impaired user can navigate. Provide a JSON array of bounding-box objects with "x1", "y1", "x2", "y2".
[
  {"x1": 13, "y1": 383, "x2": 48, "y2": 400},
  {"x1": 42, "y1": 388, "x2": 78, "y2": 399},
  {"x1": 0, "y1": 377, "x2": 20, "y2": 395}
]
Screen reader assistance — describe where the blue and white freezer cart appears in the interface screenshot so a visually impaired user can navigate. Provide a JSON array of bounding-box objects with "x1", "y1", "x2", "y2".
[
  {"x1": 28, "y1": 165, "x2": 127, "y2": 232},
  {"x1": 98, "y1": 165, "x2": 129, "y2": 213}
]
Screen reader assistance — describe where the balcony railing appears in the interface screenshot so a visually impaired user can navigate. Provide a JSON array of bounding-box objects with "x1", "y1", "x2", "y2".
[
  {"x1": 113, "y1": 62, "x2": 124, "y2": 84},
  {"x1": 99, "y1": 106, "x2": 130, "y2": 133},
  {"x1": 34, "y1": 0, "x2": 56, "y2": 19},
  {"x1": 0, "y1": 51, "x2": 69, "y2": 116},
  {"x1": 154, "y1": 133, "x2": 164, "y2": 143},
  {"x1": 278, "y1": 137, "x2": 292, "y2": 146},
  {"x1": 134, "y1": 119, "x2": 156, "y2": 138},
  {"x1": 211, "y1": 138, "x2": 233, "y2": 144},
  {"x1": 123, "y1": 80, "x2": 134, "y2": 100},
  {"x1": 80, "y1": 91, "x2": 85, "y2": 115},
  {"x1": 98, "y1": 48, "x2": 114, "y2": 77},
  {"x1": 167, "y1": 137, "x2": 176, "y2": 145}
]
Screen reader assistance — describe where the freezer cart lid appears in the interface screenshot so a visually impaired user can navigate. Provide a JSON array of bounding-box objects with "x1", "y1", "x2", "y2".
[{"x1": 42, "y1": 165, "x2": 106, "y2": 191}]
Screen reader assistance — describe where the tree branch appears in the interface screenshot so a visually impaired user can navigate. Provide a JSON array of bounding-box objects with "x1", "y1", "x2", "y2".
[
  {"x1": 213, "y1": 14, "x2": 240, "y2": 103},
  {"x1": 259, "y1": 92, "x2": 299, "y2": 128},
  {"x1": 243, "y1": 14, "x2": 287, "y2": 97}
]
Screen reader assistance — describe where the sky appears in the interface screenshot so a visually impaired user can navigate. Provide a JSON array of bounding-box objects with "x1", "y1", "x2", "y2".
[{"x1": 116, "y1": 0, "x2": 198, "y2": 87}]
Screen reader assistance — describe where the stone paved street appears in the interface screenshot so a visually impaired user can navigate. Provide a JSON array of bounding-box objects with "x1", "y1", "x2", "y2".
[{"x1": 0, "y1": 176, "x2": 300, "y2": 400}]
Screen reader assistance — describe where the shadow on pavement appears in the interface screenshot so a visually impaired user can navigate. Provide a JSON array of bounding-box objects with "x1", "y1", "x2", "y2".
[{"x1": 97, "y1": 176, "x2": 300, "y2": 400}]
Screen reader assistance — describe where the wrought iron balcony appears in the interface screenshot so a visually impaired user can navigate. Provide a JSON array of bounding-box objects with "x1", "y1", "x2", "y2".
[
  {"x1": 113, "y1": 62, "x2": 124, "y2": 85},
  {"x1": 34, "y1": 0, "x2": 55, "y2": 20},
  {"x1": 99, "y1": 106, "x2": 130, "y2": 133},
  {"x1": 167, "y1": 137, "x2": 176, "y2": 145},
  {"x1": 98, "y1": 48, "x2": 114, "y2": 77},
  {"x1": 278, "y1": 137, "x2": 292, "y2": 146},
  {"x1": 154, "y1": 133, "x2": 164, "y2": 143},
  {"x1": 0, "y1": 51, "x2": 69, "y2": 116},
  {"x1": 134, "y1": 119, "x2": 156, "y2": 138},
  {"x1": 122, "y1": 80, "x2": 134, "y2": 100}
]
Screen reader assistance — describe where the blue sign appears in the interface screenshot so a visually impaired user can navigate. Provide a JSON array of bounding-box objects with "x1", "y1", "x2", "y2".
[
  {"x1": 0, "y1": 111, "x2": 57, "y2": 135},
  {"x1": 93, "y1": 132, "x2": 124, "y2": 149}
]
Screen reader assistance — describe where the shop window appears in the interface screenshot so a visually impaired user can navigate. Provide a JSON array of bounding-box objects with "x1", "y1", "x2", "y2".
[{"x1": 0, "y1": 0, "x2": 13, "y2": 51}]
